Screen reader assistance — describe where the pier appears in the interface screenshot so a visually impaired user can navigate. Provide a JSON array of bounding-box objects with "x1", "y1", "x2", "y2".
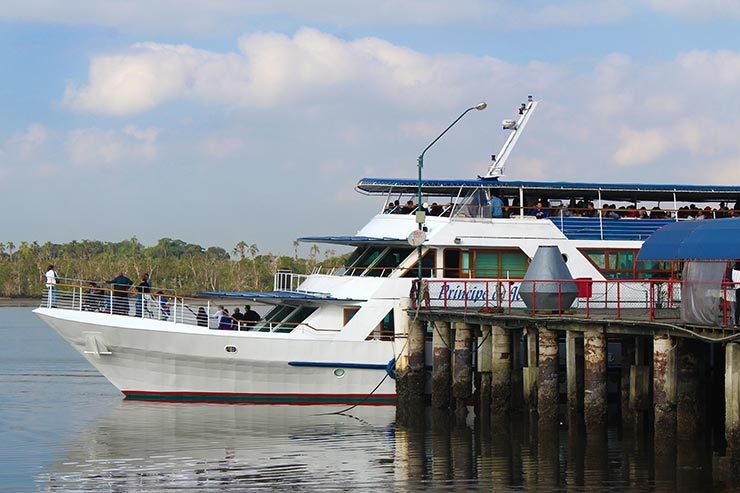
[{"x1": 397, "y1": 275, "x2": 740, "y2": 471}]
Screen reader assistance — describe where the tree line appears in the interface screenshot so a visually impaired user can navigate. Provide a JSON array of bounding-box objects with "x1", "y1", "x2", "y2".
[{"x1": 0, "y1": 237, "x2": 347, "y2": 297}]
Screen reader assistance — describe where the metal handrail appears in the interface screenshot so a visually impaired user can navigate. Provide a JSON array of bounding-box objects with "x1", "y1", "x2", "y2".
[
  {"x1": 413, "y1": 278, "x2": 739, "y2": 328},
  {"x1": 40, "y1": 279, "x2": 336, "y2": 334}
]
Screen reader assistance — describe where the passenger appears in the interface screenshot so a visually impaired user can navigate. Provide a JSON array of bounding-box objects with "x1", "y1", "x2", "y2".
[
  {"x1": 734, "y1": 200, "x2": 740, "y2": 217},
  {"x1": 154, "y1": 290, "x2": 171, "y2": 320},
  {"x1": 135, "y1": 273, "x2": 151, "y2": 318},
  {"x1": 210, "y1": 305, "x2": 225, "y2": 328},
  {"x1": 531, "y1": 201, "x2": 550, "y2": 219},
  {"x1": 244, "y1": 305, "x2": 261, "y2": 328},
  {"x1": 108, "y1": 271, "x2": 133, "y2": 315},
  {"x1": 232, "y1": 307, "x2": 245, "y2": 329},
  {"x1": 384, "y1": 202, "x2": 395, "y2": 214},
  {"x1": 197, "y1": 307, "x2": 208, "y2": 327},
  {"x1": 650, "y1": 207, "x2": 664, "y2": 219},
  {"x1": 733, "y1": 262, "x2": 740, "y2": 327},
  {"x1": 584, "y1": 202, "x2": 598, "y2": 218},
  {"x1": 717, "y1": 202, "x2": 730, "y2": 219},
  {"x1": 45, "y1": 264, "x2": 59, "y2": 308},
  {"x1": 400, "y1": 200, "x2": 415, "y2": 214},
  {"x1": 84, "y1": 281, "x2": 105, "y2": 312},
  {"x1": 624, "y1": 205, "x2": 639, "y2": 218},
  {"x1": 218, "y1": 308, "x2": 235, "y2": 330},
  {"x1": 489, "y1": 194, "x2": 505, "y2": 218},
  {"x1": 390, "y1": 200, "x2": 402, "y2": 214},
  {"x1": 429, "y1": 203, "x2": 443, "y2": 216}
]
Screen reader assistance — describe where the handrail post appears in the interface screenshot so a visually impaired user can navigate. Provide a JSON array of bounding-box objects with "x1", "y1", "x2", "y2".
[
  {"x1": 485, "y1": 281, "x2": 489, "y2": 313},
  {"x1": 558, "y1": 280, "x2": 562, "y2": 315},
  {"x1": 616, "y1": 281, "x2": 621, "y2": 319},
  {"x1": 649, "y1": 281, "x2": 655, "y2": 321}
]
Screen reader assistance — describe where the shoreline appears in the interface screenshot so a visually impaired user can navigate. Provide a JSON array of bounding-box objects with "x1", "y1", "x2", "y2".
[{"x1": 0, "y1": 298, "x2": 41, "y2": 307}]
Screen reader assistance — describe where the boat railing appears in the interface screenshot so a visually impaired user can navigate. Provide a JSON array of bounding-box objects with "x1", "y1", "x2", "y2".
[
  {"x1": 273, "y1": 271, "x2": 311, "y2": 292},
  {"x1": 412, "y1": 278, "x2": 740, "y2": 328},
  {"x1": 40, "y1": 279, "x2": 335, "y2": 334}
]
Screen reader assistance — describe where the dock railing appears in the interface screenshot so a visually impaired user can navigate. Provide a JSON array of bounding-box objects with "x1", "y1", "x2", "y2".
[
  {"x1": 40, "y1": 278, "x2": 329, "y2": 334},
  {"x1": 413, "y1": 278, "x2": 740, "y2": 327}
]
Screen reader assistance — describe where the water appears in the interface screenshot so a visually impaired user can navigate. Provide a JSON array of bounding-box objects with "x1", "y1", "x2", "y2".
[{"x1": 1, "y1": 308, "x2": 738, "y2": 491}]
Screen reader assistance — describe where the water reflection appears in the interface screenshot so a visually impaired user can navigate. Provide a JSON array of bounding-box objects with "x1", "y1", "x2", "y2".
[{"x1": 38, "y1": 402, "x2": 740, "y2": 491}]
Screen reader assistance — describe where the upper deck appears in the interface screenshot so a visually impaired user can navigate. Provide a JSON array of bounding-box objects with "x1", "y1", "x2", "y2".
[{"x1": 352, "y1": 177, "x2": 740, "y2": 242}]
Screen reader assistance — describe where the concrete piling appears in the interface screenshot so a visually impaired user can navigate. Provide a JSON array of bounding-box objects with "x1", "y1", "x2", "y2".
[
  {"x1": 621, "y1": 336, "x2": 635, "y2": 424},
  {"x1": 537, "y1": 328, "x2": 559, "y2": 428},
  {"x1": 677, "y1": 339, "x2": 702, "y2": 439},
  {"x1": 653, "y1": 334, "x2": 677, "y2": 448},
  {"x1": 510, "y1": 329, "x2": 524, "y2": 410},
  {"x1": 478, "y1": 325, "x2": 493, "y2": 411},
  {"x1": 452, "y1": 322, "x2": 473, "y2": 413},
  {"x1": 432, "y1": 320, "x2": 452, "y2": 409},
  {"x1": 566, "y1": 330, "x2": 580, "y2": 423},
  {"x1": 491, "y1": 324, "x2": 512, "y2": 418},
  {"x1": 584, "y1": 327, "x2": 607, "y2": 433},
  {"x1": 523, "y1": 327, "x2": 539, "y2": 409},
  {"x1": 407, "y1": 318, "x2": 426, "y2": 402},
  {"x1": 726, "y1": 342, "x2": 740, "y2": 457}
]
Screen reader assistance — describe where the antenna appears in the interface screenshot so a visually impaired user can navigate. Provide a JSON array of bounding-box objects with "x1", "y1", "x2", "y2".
[{"x1": 483, "y1": 95, "x2": 539, "y2": 179}]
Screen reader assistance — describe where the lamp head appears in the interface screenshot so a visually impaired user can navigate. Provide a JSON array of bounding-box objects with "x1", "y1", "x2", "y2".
[{"x1": 474, "y1": 102, "x2": 487, "y2": 111}]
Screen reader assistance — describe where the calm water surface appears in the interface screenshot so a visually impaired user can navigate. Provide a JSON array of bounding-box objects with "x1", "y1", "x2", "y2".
[{"x1": 1, "y1": 307, "x2": 738, "y2": 491}]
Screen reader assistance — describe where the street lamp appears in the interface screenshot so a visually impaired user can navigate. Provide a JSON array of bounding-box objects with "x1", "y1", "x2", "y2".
[{"x1": 414, "y1": 102, "x2": 487, "y2": 288}]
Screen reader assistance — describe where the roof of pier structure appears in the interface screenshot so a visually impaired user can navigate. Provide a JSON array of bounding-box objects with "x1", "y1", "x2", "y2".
[{"x1": 637, "y1": 218, "x2": 740, "y2": 261}]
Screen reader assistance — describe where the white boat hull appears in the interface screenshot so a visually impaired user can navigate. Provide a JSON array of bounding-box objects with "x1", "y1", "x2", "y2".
[{"x1": 35, "y1": 308, "x2": 397, "y2": 405}]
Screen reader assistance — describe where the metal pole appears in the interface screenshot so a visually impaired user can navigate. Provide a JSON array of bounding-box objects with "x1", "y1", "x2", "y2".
[{"x1": 416, "y1": 103, "x2": 486, "y2": 286}]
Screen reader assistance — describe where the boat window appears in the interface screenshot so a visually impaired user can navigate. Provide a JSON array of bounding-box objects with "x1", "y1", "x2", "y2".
[
  {"x1": 580, "y1": 248, "x2": 676, "y2": 280},
  {"x1": 275, "y1": 306, "x2": 317, "y2": 332},
  {"x1": 365, "y1": 309, "x2": 395, "y2": 341},
  {"x1": 344, "y1": 246, "x2": 385, "y2": 276},
  {"x1": 401, "y1": 249, "x2": 437, "y2": 278},
  {"x1": 442, "y1": 248, "x2": 528, "y2": 278},
  {"x1": 443, "y1": 249, "x2": 460, "y2": 278},
  {"x1": 366, "y1": 247, "x2": 414, "y2": 277},
  {"x1": 343, "y1": 307, "x2": 360, "y2": 325}
]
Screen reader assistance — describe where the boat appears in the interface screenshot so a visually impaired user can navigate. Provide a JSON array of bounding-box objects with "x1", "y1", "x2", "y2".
[{"x1": 34, "y1": 97, "x2": 740, "y2": 404}]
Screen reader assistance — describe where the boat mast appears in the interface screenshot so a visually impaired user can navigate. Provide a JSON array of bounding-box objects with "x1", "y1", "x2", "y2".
[{"x1": 483, "y1": 95, "x2": 538, "y2": 179}]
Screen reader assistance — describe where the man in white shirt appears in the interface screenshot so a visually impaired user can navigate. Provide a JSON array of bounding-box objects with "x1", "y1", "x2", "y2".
[{"x1": 45, "y1": 264, "x2": 58, "y2": 307}]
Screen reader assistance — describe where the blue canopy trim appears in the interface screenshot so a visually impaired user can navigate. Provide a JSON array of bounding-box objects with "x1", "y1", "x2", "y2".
[
  {"x1": 554, "y1": 217, "x2": 673, "y2": 241},
  {"x1": 297, "y1": 235, "x2": 408, "y2": 246},
  {"x1": 357, "y1": 177, "x2": 740, "y2": 202},
  {"x1": 200, "y1": 290, "x2": 365, "y2": 303},
  {"x1": 637, "y1": 218, "x2": 740, "y2": 261}
]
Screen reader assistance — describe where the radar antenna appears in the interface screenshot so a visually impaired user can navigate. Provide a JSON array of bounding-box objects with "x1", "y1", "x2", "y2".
[{"x1": 483, "y1": 95, "x2": 538, "y2": 179}]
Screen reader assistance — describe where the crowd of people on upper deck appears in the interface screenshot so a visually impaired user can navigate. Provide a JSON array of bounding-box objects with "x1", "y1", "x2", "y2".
[{"x1": 382, "y1": 195, "x2": 740, "y2": 221}]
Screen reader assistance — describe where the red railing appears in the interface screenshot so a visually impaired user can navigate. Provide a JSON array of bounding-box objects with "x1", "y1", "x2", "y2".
[{"x1": 412, "y1": 278, "x2": 740, "y2": 328}]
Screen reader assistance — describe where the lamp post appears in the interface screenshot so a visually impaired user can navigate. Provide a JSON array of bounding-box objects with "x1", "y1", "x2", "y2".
[{"x1": 415, "y1": 102, "x2": 487, "y2": 286}]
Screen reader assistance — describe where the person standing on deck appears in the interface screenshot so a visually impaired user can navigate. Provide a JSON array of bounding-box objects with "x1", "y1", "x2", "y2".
[
  {"x1": 108, "y1": 272, "x2": 133, "y2": 315},
  {"x1": 135, "y1": 273, "x2": 151, "y2": 318},
  {"x1": 489, "y1": 194, "x2": 505, "y2": 218},
  {"x1": 45, "y1": 264, "x2": 59, "y2": 307},
  {"x1": 733, "y1": 262, "x2": 740, "y2": 326},
  {"x1": 244, "y1": 305, "x2": 261, "y2": 329}
]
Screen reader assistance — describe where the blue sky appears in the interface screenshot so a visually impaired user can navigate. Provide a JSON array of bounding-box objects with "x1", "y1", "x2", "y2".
[{"x1": 2, "y1": 1, "x2": 740, "y2": 255}]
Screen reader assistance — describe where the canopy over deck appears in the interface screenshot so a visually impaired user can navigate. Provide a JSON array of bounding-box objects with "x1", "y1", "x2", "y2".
[
  {"x1": 637, "y1": 218, "x2": 740, "y2": 261},
  {"x1": 357, "y1": 177, "x2": 740, "y2": 202},
  {"x1": 297, "y1": 235, "x2": 408, "y2": 246},
  {"x1": 201, "y1": 290, "x2": 365, "y2": 304}
]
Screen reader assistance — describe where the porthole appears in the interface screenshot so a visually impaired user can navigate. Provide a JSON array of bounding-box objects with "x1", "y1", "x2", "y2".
[
  {"x1": 225, "y1": 345, "x2": 238, "y2": 353},
  {"x1": 333, "y1": 368, "x2": 345, "y2": 378}
]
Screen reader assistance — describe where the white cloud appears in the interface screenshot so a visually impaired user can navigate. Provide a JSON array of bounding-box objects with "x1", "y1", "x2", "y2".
[
  {"x1": 65, "y1": 126, "x2": 160, "y2": 167},
  {"x1": 6, "y1": 123, "x2": 49, "y2": 158},
  {"x1": 202, "y1": 137, "x2": 245, "y2": 158},
  {"x1": 645, "y1": 0, "x2": 740, "y2": 20},
  {"x1": 64, "y1": 28, "x2": 528, "y2": 116}
]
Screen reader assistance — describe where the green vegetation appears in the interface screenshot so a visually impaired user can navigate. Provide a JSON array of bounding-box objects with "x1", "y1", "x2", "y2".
[{"x1": 0, "y1": 237, "x2": 347, "y2": 297}]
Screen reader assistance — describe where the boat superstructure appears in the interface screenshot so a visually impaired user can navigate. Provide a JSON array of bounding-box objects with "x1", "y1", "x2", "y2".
[{"x1": 34, "y1": 97, "x2": 740, "y2": 404}]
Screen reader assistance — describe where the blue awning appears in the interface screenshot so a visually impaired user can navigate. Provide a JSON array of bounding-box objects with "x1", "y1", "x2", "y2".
[
  {"x1": 297, "y1": 235, "x2": 408, "y2": 246},
  {"x1": 200, "y1": 290, "x2": 365, "y2": 303},
  {"x1": 637, "y1": 218, "x2": 740, "y2": 261}
]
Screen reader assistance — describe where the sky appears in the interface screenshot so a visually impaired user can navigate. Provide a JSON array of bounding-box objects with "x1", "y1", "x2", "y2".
[{"x1": 3, "y1": 0, "x2": 740, "y2": 256}]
